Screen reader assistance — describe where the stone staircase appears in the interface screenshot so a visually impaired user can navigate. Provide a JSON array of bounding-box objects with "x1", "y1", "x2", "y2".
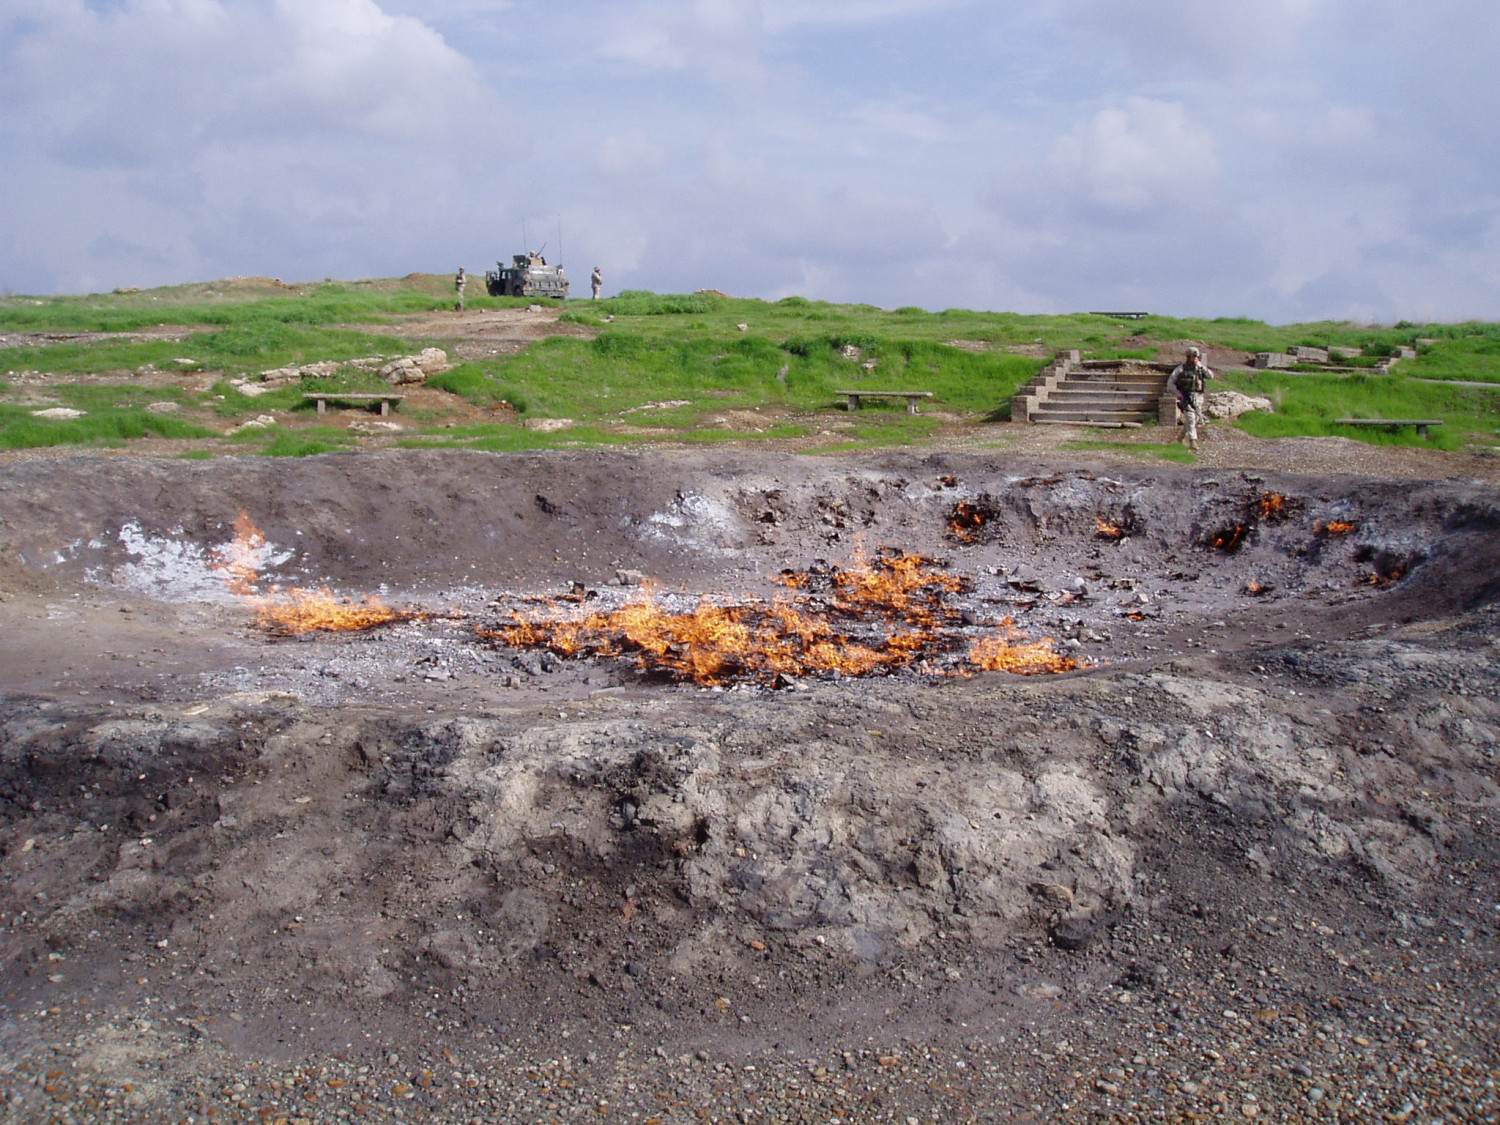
[{"x1": 1011, "y1": 353, "x2": 1177, "y2": 428}]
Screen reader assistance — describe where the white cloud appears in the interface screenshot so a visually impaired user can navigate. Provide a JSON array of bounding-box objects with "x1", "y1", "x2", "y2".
[
  {"x1": 1044, "y1": 98, "x2": 1219, "y2": 214},
  {"x1": 598, "y1": 0, "x2": 769, "y2": 86},
  {"x1": 595, "y1": 130, "x2": 670, "y2": 178},
  {"x1": 849, "y1": 102, "x2": 953, "y2": 145},
  {"x1": 1, "y1": 0, "x2": 1496, "y2": 320},
  {"x1": 761, "y1": 0, "x2": 968, "y2": 33},
  {"x1": 0, "y1": 0, "x2": 518, "y2": 291},
  {"x1": 1056, "y1": 0, "x2": 1329, "y2": 72}
]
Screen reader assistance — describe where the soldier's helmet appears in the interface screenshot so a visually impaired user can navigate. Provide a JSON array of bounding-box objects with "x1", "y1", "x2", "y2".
[{"x1": 1186, "y1": 346, "x2": 1201, "y2": 357}]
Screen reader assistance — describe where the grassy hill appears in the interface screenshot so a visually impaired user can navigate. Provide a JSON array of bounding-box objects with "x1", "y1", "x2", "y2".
[{"x1": 2, "y1": 277, "x2": 1497, "y2": 456}]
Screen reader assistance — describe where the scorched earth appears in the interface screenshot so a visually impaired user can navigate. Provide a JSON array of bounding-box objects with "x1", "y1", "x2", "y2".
[{"x1": 0, "y1": 447, "x2": 1497, "y2": 1124}]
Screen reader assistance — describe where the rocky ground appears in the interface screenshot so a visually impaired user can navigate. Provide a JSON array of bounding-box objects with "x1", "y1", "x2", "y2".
[{"x1": 0, "y1": 448, "x2": 1497, "y2": 1124}]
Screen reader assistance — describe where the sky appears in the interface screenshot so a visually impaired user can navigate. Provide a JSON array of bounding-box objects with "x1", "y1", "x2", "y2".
[{"x1": 1, "y1": 0, "x2": 1497, "y2": 323}]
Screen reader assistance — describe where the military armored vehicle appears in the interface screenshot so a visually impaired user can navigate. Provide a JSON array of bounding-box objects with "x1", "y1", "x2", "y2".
[{"x1": 485, "y1": 251, "x2": 569, "y2": 299}]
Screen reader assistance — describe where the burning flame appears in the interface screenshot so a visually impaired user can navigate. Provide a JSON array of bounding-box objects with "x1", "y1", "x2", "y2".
[
  {"x1": 1244, "y1": 578, "x2": 1273, "y2": 596},
  {"x1": 969, "y1": 620, "x2": 1081, "y2": 674},
  {"x1": 948, "y1": 501, "x2": 988, "y2": 543},
  {"x1": 214, "y1": 511, "x2": 426, "y2": 635},
  {"x1": 481, "y1": 551, "x2": 1079, "y2": 685},
  {"x1": 1365, "y1": 563, "x2": 1407, "y2": 587},
  {"x1": 211, "y1": 512, "x2": 269, "y2": 596},
  {"x1": 1256, "y1": 492, "x2": 1290, "y2": 521},
  {"x1": 1315, "y1": 519, "x2": 1357, "y2": 536},
  {"x1": 1095, "y1": 517, "x2": 1125, "y2": 540},
  {"x1": 213, "y1": 514, "x2": 1083, "y2": 680},
  {"x1": 1209, "y1": 524, "x2": 1249, "y2": 552},
  {"x1": 256, "y1": 589, "x2": 418, "y2": 636}
]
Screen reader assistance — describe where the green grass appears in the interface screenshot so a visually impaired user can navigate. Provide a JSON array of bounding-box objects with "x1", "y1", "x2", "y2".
[
  {"x1": 1222, "y1": 372, "x2": 1498, "y2": 451},
  {"x1": 236, "y1": 427, "x2": 359, "y2": 457},
  {"x1": 0, "y1": 402, "x2": 215, "y2": 449},
  {"x1": 0, "y1": 276, "x2": 532, "y2": 334},
  {"x1": 5, "y1": 275, "x2": 1500, "y2": 453},
  {"x1": 1405, "y1": 327, "x2": 1500, "y2": 384},
  {"x1": 442, "y1": 330, "x2": 1039, "y2": 423},
  {"x1": 1, "y1": 325, "x2": 412, "y2": 380}
]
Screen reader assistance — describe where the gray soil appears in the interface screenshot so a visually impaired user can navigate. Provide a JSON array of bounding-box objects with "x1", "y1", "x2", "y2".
[{"x1": 0, "y1": 448, "x2": 1497, "y2": 1124}]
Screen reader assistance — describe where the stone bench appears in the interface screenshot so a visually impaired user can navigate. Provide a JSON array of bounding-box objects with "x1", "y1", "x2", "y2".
[
  {"x1": 1334, "y1": 418, "x2": 1443, "y2": 438},
  {"x1": 302, "y1": 392, "x2": 405, "y2": 416},
  {"x1": 837, "y1": 390, "x2": 934, "y2": 415}
]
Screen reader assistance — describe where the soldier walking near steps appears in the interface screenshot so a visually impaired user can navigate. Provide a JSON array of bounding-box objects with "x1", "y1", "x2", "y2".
[
  {"x1": 1169, "y1": 346, "x2": 1214, "y2": 451},
  {"x1": 454, "y1": 267, "x2": 467, "y2": 313}
]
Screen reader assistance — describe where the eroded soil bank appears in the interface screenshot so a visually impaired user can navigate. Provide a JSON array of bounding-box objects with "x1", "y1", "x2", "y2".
[{"x1": 1, "y1": 450, "x2": 1497, "y2": 1123}]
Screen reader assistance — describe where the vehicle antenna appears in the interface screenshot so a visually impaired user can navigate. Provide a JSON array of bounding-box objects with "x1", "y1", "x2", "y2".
[
  {"x1": 521, "y1": 219, "x2": 528, "y2": 253},
  {"x1": 557, "y1": 215, "x2": 564, "y2": 266}
]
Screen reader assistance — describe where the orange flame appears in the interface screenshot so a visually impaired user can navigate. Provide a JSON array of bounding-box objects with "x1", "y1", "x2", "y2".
[
  {"x1": 968, "y1": 619, "x2": 1081, "y2": 675},
  {"x1": 214, "y1": 511, "x2": 426, "y2": 635},
  {"x1": 211, "y1": 512, "x2": 269, "y2": 596},
  {"x1": 1095, "y1": 517, "x2": 1125, "y2": 540},
  {"x1": 1209, "y1": 524, "x2": 1248, "y2": 552},
  {"x1": 256, "y1": 588, "x2": 417, "y2": 636},
  {"x1": 1364, "y1": 564, "x2": 1407, "y2": 587},
  {"x1": 1315, "y1": 519, "x2": 1357, "y2": 536},
  {"x1": 948, "y1": 501, "x2": 987, "y2": 543},
  {"x1": 1256, "y1": 492, "x2": 1290, "y2": 522},
  {"x1": 480, "y1": 551, "x2": 1079, "y2": 685}
]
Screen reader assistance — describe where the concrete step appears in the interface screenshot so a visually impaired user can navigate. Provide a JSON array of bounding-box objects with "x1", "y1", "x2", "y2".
[
  {"x1": 1065, "y1": 375, "x2": 1167, "y2": 386},
  {"x1": 1046, "y1": 390, "x2": 1161, "y2": 402},
  {"x1": 1044, "y1": 402, "x2": 1158, "y2": 411},
  {"x1": 1031, "y1": 418, "x2": 1146, "y2": 428},
  {"x1": 1029, "y1": 409, "x2": 1156, "y2": 424}
]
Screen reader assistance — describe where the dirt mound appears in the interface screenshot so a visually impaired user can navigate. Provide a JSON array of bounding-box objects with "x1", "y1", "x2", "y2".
[{"x1": 1, "y1": 450, "x2": 1497, "y2": 1122}]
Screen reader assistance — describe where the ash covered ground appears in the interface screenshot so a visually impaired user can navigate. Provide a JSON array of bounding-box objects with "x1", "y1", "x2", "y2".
[{"x1": 0, "y1": 449, "x2": 1497, "y2": 1124}]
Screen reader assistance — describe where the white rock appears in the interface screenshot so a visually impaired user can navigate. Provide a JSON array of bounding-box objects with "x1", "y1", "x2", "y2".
[
  {"x1": 144, "y1": 402, "x2": 181, "y2": 414},
  {"x1": 229, "y1": 415, "x2": 277, "y2": 434},
  {"x1": 523, "y1": 418, "x2": 574, "y2": 433},
  {"x1": 31, "y1": 407, "x2": 86, "y2": 420},
  {"x1": 415, "y1": 347, "x2": 453, "y2": 376},
  {"x1": 1205, "y1": 391, "x2": 1273, "y2": 420},
  {"x1": 347, "y1": 420, "x2": 404, "y2": 434},
  {"x1": 234, "y1": 382, "x2": 275, "y2": 397}
]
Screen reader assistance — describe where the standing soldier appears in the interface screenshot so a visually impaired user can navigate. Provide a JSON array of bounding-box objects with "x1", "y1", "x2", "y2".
[
  {"x1": 1168, "y1": 346, "x2": 1214, "y2": 451},
  {"x1": 454, "y1": 267, "x2": 467, "y2": 313},
  {"x1": 591, "y1": 265, "x2": 603, "y2": 301}
]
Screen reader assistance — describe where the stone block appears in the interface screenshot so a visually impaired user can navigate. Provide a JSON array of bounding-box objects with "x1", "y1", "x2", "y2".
[{"x1": 1253, "y1": 353, "x2": 1292, "y2": 369}]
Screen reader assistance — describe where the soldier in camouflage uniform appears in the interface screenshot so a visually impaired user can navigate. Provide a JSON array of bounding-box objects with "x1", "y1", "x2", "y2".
[
  {"x1": 454, "y1": 267, "x2": 467, "y2": 313},
  {"x1": 591, "y1": 266, "x2": 603, "y2": 301},
  {"x1": 1169, "y1": 346, "x2": 1214, "y2": 451}
]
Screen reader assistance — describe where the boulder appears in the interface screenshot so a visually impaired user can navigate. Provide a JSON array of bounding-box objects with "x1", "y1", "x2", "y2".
[
  {"x1": 415, "y1": 347, "x2": 453, "y2": 377},
  {"x1": 379, "y1": 348, "x2": 452, "y2": 386},
  {"x1": 229, "y1": 414, "x2": 277, "y2": 434},
  {"x1": 31, "y1": 407, "x2": 86, "y2": 420},
  {"x1": 347, "y1": 420, "x2": 404, "y2": 434},
  {"x1": 378, "y1": 357, "x2": 424, "y2": 385},
  {"x1": 523, "y1": 417, "x2": 574, "y2": 433},
  {"x1": 1205, "y1": 391, "x2": 1273, "y2": 420}
]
